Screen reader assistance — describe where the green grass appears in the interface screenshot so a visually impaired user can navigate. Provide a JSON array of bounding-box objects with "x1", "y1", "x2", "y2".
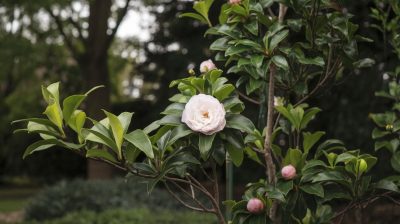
[
  {"x1": 0, "y1": 187, "x2": 40, "y2": 212},
  {"x1": 0, "y1": 199, "x2": 27, "y2": 212}
]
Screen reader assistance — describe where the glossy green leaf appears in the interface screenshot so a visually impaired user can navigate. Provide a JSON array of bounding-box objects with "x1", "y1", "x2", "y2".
[
  {"x1": 199, "y1": 133, "x2": 216, "y2": 159},
  {"x1": 118, "y1": 112, "x2": 134, "y2": 133},
  {"x1": 43, "y1": 101, "x2": 64, "y2": 134},
  {"x1": 269, "y1": 29, "x2": 289, "y2": 52},
  {"x1": 179, "y1": 12, "x2": 207, "y2": 24},
  {"x1": 300, "y1": 184, "x2": 324, "y2": 198},
  {"x1": 62, "y1": 95, "x2": 86, "y2": 123},
  {"x1": 303, "y1": 131, "x2": 325, "y2": 153},
  {"x1": 227, "y1": 143, "x2": 243, "y2": 167},
  {"x1": 86, "y1": 148, "x2": 118, "y2": 164},
  {"x1": 271, "y1": 55, "x2": 289, "y2": 70},
  {"x1": 23, "y1": 139, "x2": 57, "y2": 159},
  {"x1": 214, "y1": 84, "x2": 235, "y2": 101},
  {"x1": 226, "y1": 114, "x2": 255, "y2": 133},
  {"x1": 124, "y1": 130, "x2": 154, "y2": 159},
  {"x1": 103, "y1": 110, "x2": 124, "y2": 159}
]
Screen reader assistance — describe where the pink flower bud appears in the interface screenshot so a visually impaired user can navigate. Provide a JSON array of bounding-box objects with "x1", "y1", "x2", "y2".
[
  {"x1": 246, "y1": 198, "x2": 264, "y2": 214},
  {"x1": 199, "y1": 59, "x2": 216, "y2": 73},
  {"x1": 281, "y1": 165, "x2": 296, "y2": 180},
  {"x1": 229, "y1": 0, "x2": 241, "y2": 4}
]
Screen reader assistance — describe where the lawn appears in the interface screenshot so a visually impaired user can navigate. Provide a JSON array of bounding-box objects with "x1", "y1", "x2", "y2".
[{"x1": 0, "y1": 187, "x2": 40, "y2": 213}]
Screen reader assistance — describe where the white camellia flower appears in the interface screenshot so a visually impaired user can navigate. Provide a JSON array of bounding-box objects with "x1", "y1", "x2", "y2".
[
  {"x1": 199, "y1": 59, "x2": 216, "y2": 73},
  {"x1": 181, "y1": 94, "x2": 226, "y2": 135}
]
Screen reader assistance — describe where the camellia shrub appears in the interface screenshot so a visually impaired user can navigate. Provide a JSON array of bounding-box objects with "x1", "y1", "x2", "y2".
[{"x1": 13, "y1": 0, "x2": 400, "y2": 223}]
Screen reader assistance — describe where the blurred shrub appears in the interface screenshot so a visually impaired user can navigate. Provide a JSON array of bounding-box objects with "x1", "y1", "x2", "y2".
[
  {"x1": 24, "y1": 178, "x2": 192, "y2": 221},
  {"x1": 22, "y1": 208, "x2": 217, "y2": 224}
]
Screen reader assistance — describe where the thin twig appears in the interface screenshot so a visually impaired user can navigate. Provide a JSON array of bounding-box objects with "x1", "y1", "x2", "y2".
[
  {"x1": 105, "y1": 0, "x2": 132, "y2": 49},
  {"x1": 164, "y1": 182, "x2": 208, "y2": 212},
  {"x1": 237, "y1": 91, "x2": 261, "y2": 105},
  {"x1": 169, "y1": 181, "x2": 214, "y2": 213}
]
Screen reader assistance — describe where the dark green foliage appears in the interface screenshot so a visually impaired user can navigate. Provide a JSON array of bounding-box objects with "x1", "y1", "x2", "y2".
[
  {"x1": 22, "y1": 208, "x2": 217, "y2": 224},
  {"x1": 24, "y1": 178, "x2": 193, "y2": 221}
]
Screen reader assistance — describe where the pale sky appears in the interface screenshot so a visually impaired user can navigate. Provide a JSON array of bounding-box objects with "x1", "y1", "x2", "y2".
[{"x1": 116, "y1": 5, "x2": 154, "y2": 41}]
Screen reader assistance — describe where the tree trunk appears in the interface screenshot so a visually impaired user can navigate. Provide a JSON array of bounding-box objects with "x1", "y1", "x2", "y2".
[{"x1": 84, "y1": 0, "x2": 115, "y2": 179}]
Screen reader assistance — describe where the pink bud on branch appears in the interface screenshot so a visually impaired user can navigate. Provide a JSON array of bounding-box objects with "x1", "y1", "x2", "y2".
[
  {"x1": 247, "y1": 198, "x2": 265, "y2": 214},
  {"x1": 281, "y1": 165, "x2": 296, "y2": 180}
]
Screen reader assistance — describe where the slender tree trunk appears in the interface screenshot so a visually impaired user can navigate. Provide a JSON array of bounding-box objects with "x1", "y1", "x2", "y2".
[{"x1": 84, "y1": 0, "x2": 114, "y2": 179}]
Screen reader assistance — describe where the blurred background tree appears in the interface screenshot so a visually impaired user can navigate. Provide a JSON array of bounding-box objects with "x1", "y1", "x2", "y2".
[{"x1": 0, "y1": 0, "x2": 397, "y2": 185}]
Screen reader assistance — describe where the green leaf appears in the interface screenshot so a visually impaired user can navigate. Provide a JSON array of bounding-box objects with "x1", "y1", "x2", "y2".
[
  {"x1": 103, "y1": 110, "x2": 124, "y2": 159},
  {"x1": 179, "y1": 12, "x2": 207, "y2": 24},
  {"x1": 391, "y1": 151, "x2": 400, "y2": 173},
  {"x1": 158, "y1": 115, "x2": 182, "y2": 126},
  {"x1": 12, "y1": 118, "x2": 59, "y2": 131},
  {"x1": 25, "y1": 120, "x2": 60, "y2": 137},
  {"x1": 69, "y1": 110, "x2": 86, "y2": 143},
  {"x1": 124, "y1": 130, "x2": 154, "y2": 159},
  {"x1": 193, "y1": 0, "x2": 214, "y2": 26},
  {"x1": 214, "y1": 84, "x2": 235, "y2": 101},
  {"x1": 372, "y1": 128, "x2": 390, "y2": 139},
  {"x1": 23, "y1": 139, "x2": 82, "y2": 159},
  {"x1": 84, "y1": 129, "x2": 118, "y2": 152},
  {"x1": 62, "y1": 95, "x2": 86, "y2": 123},
  {"x1": 283, "y1": 148, "x2": 303, "y2": 168},
  {"x1": 303, "y1": 131, "x2": 325, "y2": 153},
  {"x1": 199, "y1": 133, "x2": 216, "y2": 159},
  {"x1": 353, "y1": 58, "x2": 375, "y2": 68},
  {"x1": 86, "y1": 148, "x2": 118, "y2": 164},
  {"x1": 168, "y1": 124, "x2": 193, "y2": 146},
  {"x1": 277, "y1": 180, "x2": 294, "y2": 195},
  {"x1": 43, "y1": 101, "x2": 64, "y2": 134},
  {"x1": 250, "y1": 55, "x2": 264, "y2": 68},
  {"x1": 375, "y1": 179, "x2": 399, "y2": 192},
  {"x1": 225, "y1": 45, "x2": 249, "y2": 56},
  {"x1": 144, "y1": 120, "x2": 161, "y2": 134},
  {"x1": 300, "y1": 184, "x2": 324, "y2": 198},
  {"x1": 226, "y1": 114, "x2": 255, "y2": 134},
  {"x1": 271, "y1": 55, "x2": 289, "y2": 70},
  {"x1": 227, "y1": 143, "x2": 244, "y2": 166},
  {"x1": 300, "y1": 107, "x2": 321, "y2": 130},
  {"x1": 124, "y1": 144, "x2": 141, "y2": 164},
  {"x1": 118, "y1": 112, "x2": 134, "y2": 133},
  {"x1": 45, "y1": 82, "x2": 60, "y2": 103},
  {"x1": 269, "y1": 29, "x2": 289, "y2": 52},
  {"x1": 23, "y1": 139, "x2": 57, "y2": 159},
  {"x1": 275, "y1": 106, "x2": 296, "y2": 126},
  {"x1": 312, "y1": 171, "x2": 347, "y2": 183},
  {"x1": 210, "y1": 37, "x2": 229, "y2": 51},
  {"x1": 297, "y1": 56, "x2": 325, "y2": 67}
]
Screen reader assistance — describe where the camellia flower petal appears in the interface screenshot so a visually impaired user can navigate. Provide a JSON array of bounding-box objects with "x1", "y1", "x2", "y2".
[
  {"x1": 181, "y1": 94, "x2": 226, "y2": 135},
  {"x1": 246, "y1": 198, "x2": 264, "y2": 214},
  {"x1": 281, "y1": 165, "x2": 296, "y2": 180},
  {"x1": 199, "y1": 59, "x2": 217, "y2": 73},
  {"x1": 229, "y1": 0, "x2": 241, "y2": 4}
]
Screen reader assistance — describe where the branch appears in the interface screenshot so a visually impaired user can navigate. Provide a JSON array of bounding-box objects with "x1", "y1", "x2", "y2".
[
  {"x1": 237, "y1": 91, "x2": 261, "y2": 105},
  {"x1": 45, "y1": 7, "x2": 80, "y2": 61},
  {"x1": 278, "y1": 4, "x2": 288, "y2": 23},
  {"x1": 164, "y1": 182, "x2": 208, "y2": 212},
  {"x1": 264, "y1": 63, "x2": 277, "y2": 184},
  {"x1": 68, "y1": 17, "x2": 86, "y2": 44},
  {"x1": 264, "y1": 63, "x2": 278, "y2": 221},
  {"x1": 169, "y1": 180, "x2": 214, "y2": 213},
  {"x1": 105, "y1": 0, "x2": 132, "y2": 49},
  {"x1": 266, "y1": 3, "x2": 288, "y2": 221},
  {"x1": 294, "y1": 54, "x2": 339, "y2": 107}
]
